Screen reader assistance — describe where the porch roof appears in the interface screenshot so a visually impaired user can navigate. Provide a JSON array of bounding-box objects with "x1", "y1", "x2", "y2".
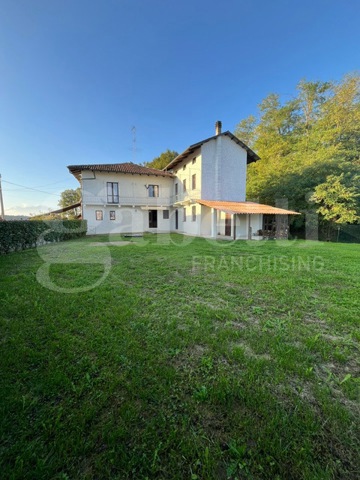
[{"x1": 197, "y1": 200, "x2": 300, "y2": 215}]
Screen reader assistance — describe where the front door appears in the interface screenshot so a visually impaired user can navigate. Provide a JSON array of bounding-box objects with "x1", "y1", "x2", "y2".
[
  {"x1": 149, "y1": 210, "x2": 158, "y2": 228},
  {"x1": 225, "y1": 214, "x2": 231, "y2": 236},
  {"x1": 175, "y1": 209, "x2": 178, "y2": 230}
]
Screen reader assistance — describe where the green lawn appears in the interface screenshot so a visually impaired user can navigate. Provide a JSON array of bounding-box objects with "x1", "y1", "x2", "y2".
[{"x1": 0, "y1": 235, "x2": 359, "y2": 479}]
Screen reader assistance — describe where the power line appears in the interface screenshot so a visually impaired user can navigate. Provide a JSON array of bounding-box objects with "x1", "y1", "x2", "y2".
[
  {"x1": 2, "y1": 179, "x2": 62, "y2": 197},
  {"x1": 32, "y1": 179, "x2": 72, "y2": 188}
]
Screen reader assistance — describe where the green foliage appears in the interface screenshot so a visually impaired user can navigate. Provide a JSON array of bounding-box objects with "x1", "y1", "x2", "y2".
[
  {"x1": 58, "y1": 188, "x2": 81, "y2": 208},
  {"x1": 144, "y1": 149, "x2": 179, "y2": 170},
  {"x1": 310, "y1": 174, "x2": 360, "y2": 224},
  {"x1": 233, "y1": 115, "x2": 257, "y2": 147},
  {"x1": 0, "y1": 220, "x2": 87, "y2": 254},
  {"x1": 58, "y1": 188, "x2": 81, "y2": 219},
  {"x1": 234, "y1": 73, "x2": 360, "y2": 232}
]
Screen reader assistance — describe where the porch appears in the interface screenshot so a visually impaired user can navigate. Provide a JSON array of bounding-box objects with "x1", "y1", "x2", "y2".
[{"x1": 197, "y1": 200, "x2": 300, "y2": 240}]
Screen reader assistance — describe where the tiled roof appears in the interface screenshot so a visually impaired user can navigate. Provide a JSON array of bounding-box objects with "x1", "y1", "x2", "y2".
[
  {"x1": 197, "y1": 200, "x2": 300, "y2": 215},
  {"x1": 68, "y1": 162, "x2": 174, "y2": 180},
  {"x1": 164, "y1": 131, "x2": 260, "y2": 170}
]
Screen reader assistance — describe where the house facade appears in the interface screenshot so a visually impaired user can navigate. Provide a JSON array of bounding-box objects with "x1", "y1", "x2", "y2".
[{"x1": 68, "y1": 122, "x2": 299, "y2": 239}]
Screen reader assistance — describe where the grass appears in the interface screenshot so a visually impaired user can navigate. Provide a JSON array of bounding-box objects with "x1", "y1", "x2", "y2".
[{"x1": 0, "y1": 234, "x2": 359, "y2": 479}]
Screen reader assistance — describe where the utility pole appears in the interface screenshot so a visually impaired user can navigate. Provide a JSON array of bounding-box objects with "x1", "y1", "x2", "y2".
[{"x1": 0, "y1": 174, "x2": 5, "y2": 220}]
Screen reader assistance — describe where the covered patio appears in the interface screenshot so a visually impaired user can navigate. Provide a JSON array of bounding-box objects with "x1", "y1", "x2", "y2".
[{"x1": 197, "y1": 200, "x2": 300, "y2": 240}]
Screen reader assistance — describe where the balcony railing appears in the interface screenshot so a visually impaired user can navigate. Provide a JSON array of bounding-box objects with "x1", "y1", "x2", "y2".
[
  {"x1": 82, "y1": 189, "x2": 201, "y2": 207},
  {"x1": 171, "y1": 189, "x2": 201, "y2": 205},
  {"x1": 82, "y1": 195, "x2": 171, "y2": 207}
]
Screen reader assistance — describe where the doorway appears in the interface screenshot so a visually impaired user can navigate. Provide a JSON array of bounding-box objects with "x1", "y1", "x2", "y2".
[
  {"x1": 175, "y1": 209, "x2": 178, "y2": 230},
  {"x1": 225, "y1": 213, "x2": 231, "y2": 236},
  {"x1": 149, "y1": 210, "x2": 158, "y2": 228}
]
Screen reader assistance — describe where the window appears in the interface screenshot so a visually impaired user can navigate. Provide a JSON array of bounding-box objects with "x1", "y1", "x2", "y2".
[
  {"x1": 192, "y1": 157, "x2": 196, "y2": 165},
  {"x1": 192, "y1": 205, "x2": 196, "y2": 222},
  {"x1": 110, "y1": 210, "x2": 116, "y2": 220},
  {"x1": 263, "y1": 214, "x2": 275, "y2": 232},
  {"x1": 183, "y1": 179, "x2": 187, "y2": 192},
  {"x1": 192, "y1": 174, "x2": 196, "y2": 190},
  {"x1": 163, "y1": 210, "x2": 169, "y2": 219},
  {"x1": 175, "y1": 183, "x2": 178, "y2": 196},
  {"x1": 107, "y1": 182, "x2": 119, "y2": 203},
  {"x1": 95, "y1": 210, "x2": 103, "y2": 221},
  {"x1": 148, "y1": 185, "x2": 159, "y2": 197},
  {"x1": 183, "y1": 208, "x2": 186, "y2": 222},
  {"x1": 183, "y1": 164, "x2": 186, "y2": 170}
]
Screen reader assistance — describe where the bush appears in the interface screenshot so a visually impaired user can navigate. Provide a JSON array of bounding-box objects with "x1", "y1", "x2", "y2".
[{"x1": 0, "y1": 220, "x2": 87, "y2": 254}]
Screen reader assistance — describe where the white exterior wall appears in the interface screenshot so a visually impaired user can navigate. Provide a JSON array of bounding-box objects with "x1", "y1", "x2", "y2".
[
  {"x1": 172, "y1": 149, "x2": 202, "y2": 203},
  {"x1": 85, "y1": 206, "x2": 141, "y2": 235},
  {"x1": 201, "y1": 140, "x2": 217, "y2": 200},
  {"x1": 235, "y1": 215, "x2": 248, "y2": 238},
  {"x1": 234, "y1": 214, "x2": 263, "y2": 239},
  {"x1": 200, "y1": 205, "x2": 212, "y2": 237},
  {"x1": 201, "y1": 136, "x2": 247, "y2": 201},
  {"x1": 169, "y1": 150, "x2": 204, "y2": 236},
  {"x1": 82, "y1": 171, "x2": 173, "y2": 206},
  {"x1": 220, "y1": 136, "x2": 247, "y2": 201},
  {"x1": 85, "y1": 206, "x2": 172, "y2": 235},
  {"x1": 181, "y1": 203, "x2": 202, "y2": 236},
  {"x1": 81, "y1": 171, "x2": 173, "y2": 235},
  {"x1": 77, "y1": 135, "x2": 261, "y2": 238},
  {"x1": 249, "y1": 214, "x2": 262, "y2": 238},
  {"x1": 218, "y1": 211, "x2": 226, "y2": 236},
  {"x1": 213, "y1": 213, "x2": 263, "y2": 239}
]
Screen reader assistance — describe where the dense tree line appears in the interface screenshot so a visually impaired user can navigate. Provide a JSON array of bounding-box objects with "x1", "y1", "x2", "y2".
[{"x1": 234, "y1": 73, "x2": 360, "y2": 238}]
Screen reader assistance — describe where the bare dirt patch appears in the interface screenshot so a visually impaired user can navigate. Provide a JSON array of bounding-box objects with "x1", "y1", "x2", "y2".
[
  {"x1": 232, "y1": 341, "x2": 271, "y2": 360},
  {"x1": 90, "y1": 241, "x2": 133, "y2": 247}
]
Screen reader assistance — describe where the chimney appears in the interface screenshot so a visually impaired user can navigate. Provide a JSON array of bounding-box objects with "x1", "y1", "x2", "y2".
[{"x1": 215, "y1": 120, "x2": 222, "y2": 135}]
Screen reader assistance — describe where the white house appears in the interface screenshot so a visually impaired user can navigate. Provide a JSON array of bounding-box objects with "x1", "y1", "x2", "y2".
[{"x1": 68, "y1": 122, "x2": 299, "y2": 239}]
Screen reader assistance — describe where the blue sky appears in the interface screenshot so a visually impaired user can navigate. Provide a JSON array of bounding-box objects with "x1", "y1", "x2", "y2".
[{"x1": 0, "y1": 0, "x2": 359, "y2": 215}]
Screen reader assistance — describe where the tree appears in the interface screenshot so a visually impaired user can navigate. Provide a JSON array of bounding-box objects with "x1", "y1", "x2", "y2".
[
  {"x1": 310, "y1": 174, "x2": 360, "y2": 234},
  {"x1": 58, "y1": 188, "x2": 81, "y2": 219},
  {"x1": 233, "y1": 73, "x2": 360, "y2": 237},
  {"x1": 59, "y1": 188, "x2": 81, "y2": 208},
  {"x1": 234, "y1": 115, "x2": 257, "y2": 147},
  {"x1": 144, "y1": 149, "x2": 179, "y2": 170}
]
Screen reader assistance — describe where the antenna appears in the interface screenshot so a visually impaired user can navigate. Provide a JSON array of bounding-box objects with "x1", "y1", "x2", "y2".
[
  {"x1": 0, "y1": 174, "x2": 5, "y2": 220},
  {"x1": 131, "y1": 126, "x2": 137, "y2": 163}
]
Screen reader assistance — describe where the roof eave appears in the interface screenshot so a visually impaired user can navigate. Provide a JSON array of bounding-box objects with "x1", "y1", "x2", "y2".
[
  {"x1": 67, "y1": 165, "x2": 174, "y2": 179},
  {"x1": 163, "y1": 131, "x2": 260, "y2": 171},
  {"x1": 196, "y1": 200, "x2": 300, "y2": 216}
]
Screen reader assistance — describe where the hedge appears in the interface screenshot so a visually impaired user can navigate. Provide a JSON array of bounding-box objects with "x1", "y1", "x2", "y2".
[{"x1": 0, "y1": 220, "x2": 87, "y2": 254}]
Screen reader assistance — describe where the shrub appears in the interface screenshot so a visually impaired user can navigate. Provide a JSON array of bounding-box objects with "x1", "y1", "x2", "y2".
[{"x1": 0, "y1": 220, "x2": 87, "y2": 254}]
